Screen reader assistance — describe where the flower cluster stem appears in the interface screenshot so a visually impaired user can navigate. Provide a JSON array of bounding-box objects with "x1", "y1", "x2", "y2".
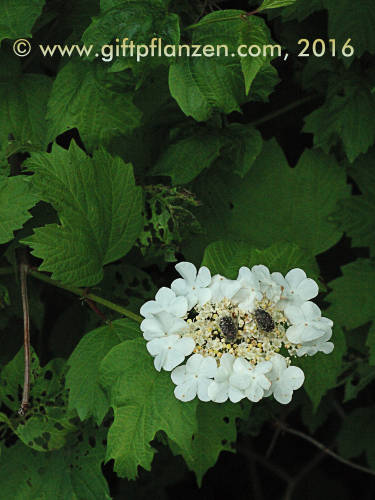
[
  {"x1": 0, "y1": 266, "x2": 142, "y2": 323},
  {"x1": 29, "y1": 270, "x2": 143, "y2": 323}
]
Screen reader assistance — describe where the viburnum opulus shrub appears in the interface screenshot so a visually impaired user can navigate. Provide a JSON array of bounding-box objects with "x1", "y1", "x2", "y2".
[{"x1": 0, "y1": 0, "x2": 375, "y2": 498}]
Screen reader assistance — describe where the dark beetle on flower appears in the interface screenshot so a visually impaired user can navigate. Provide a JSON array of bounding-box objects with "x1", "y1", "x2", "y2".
[
  {"x1": 219, "y1": 316, "x2": 238, "y2": 343},
  {"x1": 254, "y1": 308, "x2": 275, "y2": 333}
]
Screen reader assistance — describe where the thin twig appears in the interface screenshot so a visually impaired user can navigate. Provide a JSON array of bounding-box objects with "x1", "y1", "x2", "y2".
[
  {"x1": 18, "y1": 252, "x2": 30, "y2": 416},
  {"x1": 0, "y1": 266, "x2": 142, "y2": 323},
  {"x1": 249, "y1": 457, "x2": 264, "y2": 500},
  {"x1": 266, "y1": 406, "x2": 293, "y2": 458},
  {"x1": 276, "y1": 421, "x2": 375, "y2": 478},
  {"x1": 29, "y1": 269, "x2": 142, "y2": 323},
  {"x1": 83, "y1": 289, "x2": 108, "y2": 322},
  {"x1": 250, "y1": 95, "x2": 318, "y2": 128},
  {"x1": 237, "y1": 445, "x2": 292, "y2": 484},
  {"x1": 283, "y1": 449, "x2": 326, "y2": 500}
]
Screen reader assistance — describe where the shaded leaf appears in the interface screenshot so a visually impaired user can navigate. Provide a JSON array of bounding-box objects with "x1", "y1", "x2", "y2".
[
  {"x1": 23, "y1": 142, "x2": 143, "y2": 286},
  {"x1": 66, "y1": 319, "x2": 139, "y2": 424},
  {"x1": 100, "y1": 338, "x2": 198, "y2": 479}
]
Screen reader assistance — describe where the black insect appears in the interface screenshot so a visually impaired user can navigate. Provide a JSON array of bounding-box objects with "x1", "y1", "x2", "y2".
[
  {"x1": 219, "y1": 316, "x2": 238, "y2": 343},
  {"x1": 254, "y1": 308, "x2": 275, "y2": 333},
  {"x1": 187, "y1": 308, "x2": 198, "y2": 321}
]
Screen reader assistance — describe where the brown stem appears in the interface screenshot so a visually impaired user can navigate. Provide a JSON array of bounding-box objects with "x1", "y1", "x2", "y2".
[
  {"x1": 276, "y1": 421, "x2": 375, "y2": 478},
  {"x1": 83, "y1": 288, "x2": 108, "y2": 322},
  {"x1": 17, "y1": 252, "x2": 30, "y2": 416}
]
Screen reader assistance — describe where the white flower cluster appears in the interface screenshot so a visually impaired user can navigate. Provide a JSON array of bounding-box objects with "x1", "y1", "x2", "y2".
[{"x1": 140, "y1": 262, "x2": 334, "y2": 405}]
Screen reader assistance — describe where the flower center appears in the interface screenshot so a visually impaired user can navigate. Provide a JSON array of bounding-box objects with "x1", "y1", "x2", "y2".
[{"x1": 183, "y1": 296, "x2": 298, "y2": 365}]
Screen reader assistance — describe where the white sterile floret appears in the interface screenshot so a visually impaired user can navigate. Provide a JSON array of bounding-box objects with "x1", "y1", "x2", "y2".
[
  {"x1": 231, "y1": 267, "x2": 263, "y2": 312},
  {"x1": 207, "y1": 353, "x2": 244, "y2": 403},
  {"x1": 251, "y1": 265, "x2": 282, "y2": 302},
  {"x1": 140, "y1": 287, "x2": 188, "y2": 318},
  {"x1": 208, "y1": 274, "x2": 241, "y2": 303},
  {"x1": 230, "y1": 358, "x2": 272, "y2": 402},
  {"x1": 265, "y1": 354, "x2": 304, "y2": 404},
  {"x1": 171, "y1": 353, "x2": 217, "y2": 402},
  {"x1": 297, "y1": 330, "x2": 334, "y2": 357},
  {"x1": 147, "y1": 335, "x2": 195, "y2": 372},
  {"x1": 171, "y1": 262, "x2": 212, "y2": 309},
  {"x1": 140, "y1": 311, "x2": 187, "y2": 340},
  {"x1": 272, "y1": 268, "x2": 319, "y2": 309},
  {"x1": 285, "y1": 302, "x2": 333, "y2": 344}
]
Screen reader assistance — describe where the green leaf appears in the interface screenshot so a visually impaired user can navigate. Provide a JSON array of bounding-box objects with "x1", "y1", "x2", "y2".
[
  {"x1": 46, "y1": 60, "x2": 142, "y2": 151},
  {"x1": 100, "y1": 263, "x2": 157, "y2": 313},
  {"x1": 221, "y1": 124, "x2": 263, "y2": 177},
  {"x1": 325, "y1": 0, "x2": 375, "y2": 61},
  {"x1": 169, "y1": 55, "x2": 245, "y2": 121},
  {"x1": 169, "y1": 11, "x2": 275, "y2": 120},
  {"x1": 22, "y1": 142, "x2": 143, "y2": 286},
  {"x1": 0, "y1": 349, "x2": 77, "y2": 451},
  {"x1": 0, "y1": 176, "x2": 38, "y2": 244},
  {"x1": 239, "y1": 16, "x2": 275, "y2": 94},
  {"x1": 175, "y1": 401, "x2": 246, "y2": 486},
  {"x1": 258, "y1": 0, "x2": 297, "y2": 11},
  {"x1": 0, "y1": 52, "x2": 52, "y2": 149},
  {"x1": 344, "y1": 363, "x2": 375, "y2": 402},
  {"x1": 326, "y1": 259, "x2": 375, "y2": 329},
  {"x1": 294, "y1": 326, "x2": 347, "y2": 410},
  {"x1": 100, "y1": 338, "x2": 198, "y2": 479},
  {"x1": 330, "y1": 151, "x2": 375, "y2": 254},
  {"x1": 202, "y1": 240, "x2": 320, "y2": 281},
  {"x1": 366, "y1": 322, "x2": 375, "y2": 366},
  {"x1": 194, "y1": 139, "x2": 350, "y2": 256},
  {"x1": 267, "y1": 0, "x2": 324, "y2": 21},
  {"x1": 151, "y1": 130, "x2": 222, "y2": 185},
  {"x1": 0, "y1": 429, "x2": 110, "y2": 499},
  {"x1": 66, "y1": 319, "x2": 139, "y2": 424},
  {"x1": 304, "y1": 76, "x2": 375, "y2": 162},
  {"x1": 338, "y1": 407, "x2": 375, "y2": 469},
  {"x1": 0, "y1": 0, "x2": 45, "y2": 41},
  {"x1": 82, "y1": 0, "x2": 180, "y2": 65}
]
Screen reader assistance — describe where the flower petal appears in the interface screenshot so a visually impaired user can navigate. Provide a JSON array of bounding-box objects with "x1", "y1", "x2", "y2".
[
  {"x1": 228, "y1": 386, "x2": 244, "y2": 403},
  {"x1": 164, "y1": 349, "x2": 186, "y2": 371},
  {"x1": 197, "y1": 287, "x2": 211, "y2": 306},
  {"x1": 140, "y1": 300, "x2": 161, "y2": 317},
  {"x1": 175, "y1": 337, "x2": 196, "y2": 357},
  {"x1": 284, "y1": 305, "x2": 304, "y2": 325},
  {"x1": 171, "y1": 278, "x2": 189, "y2": 296},
  {"x1": 169, "y1": 296, "x2": 188, "y2": 317},
  {"x1": 319, "y1": 342, "x2": 334, "y2": 354},
  {"x1": 245, "y1": 381, "x2": 264, "y2": 402},
  {"x1": 175, "y1": 262, "x2": 197, "y2": 284},
  {"x1": 175, "y1": 380, "x2": 197, "y2": 402},
  {"x1": 155, "y1": 287, "x2": 175, "y2": 305},
  {"x1": 301, "y1": 301, "x2": 321, "y2": 321},
  {"x1": 171, "y1": 365, "x2": 186, "y2": 385},
  {"x1": 296, "y1": 278, "x2": 319, "y2": 301},
  {"x1": 186, "y1": 353, "x2": 203, "y2": 373},
  {"x1": 207, "y1": 381, "x2": 228, "y2": 403},
  {"x1": 273, "y1": 383, "x2": 293, "y2": 404},
  {"x1": 196, "y1": 266, "x2": 211, "y2": 287},
  {"x1": 285, "y1": 268, "x2": 306, "y2": 288},
  {"x1": 200, "y1": 356, "x2": 218, "y2": 378},
  {"x1": 283, "y1": 366, "x2": 305, "y2": 390},
  {"x1": 197, "y1": 378, "x2": 211, "y2": 402}
]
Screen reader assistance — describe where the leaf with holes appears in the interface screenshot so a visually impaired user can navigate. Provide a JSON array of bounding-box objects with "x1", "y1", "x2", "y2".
[{"x1": 174, "y1": 401, "x2": 246, "y2": 486}]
